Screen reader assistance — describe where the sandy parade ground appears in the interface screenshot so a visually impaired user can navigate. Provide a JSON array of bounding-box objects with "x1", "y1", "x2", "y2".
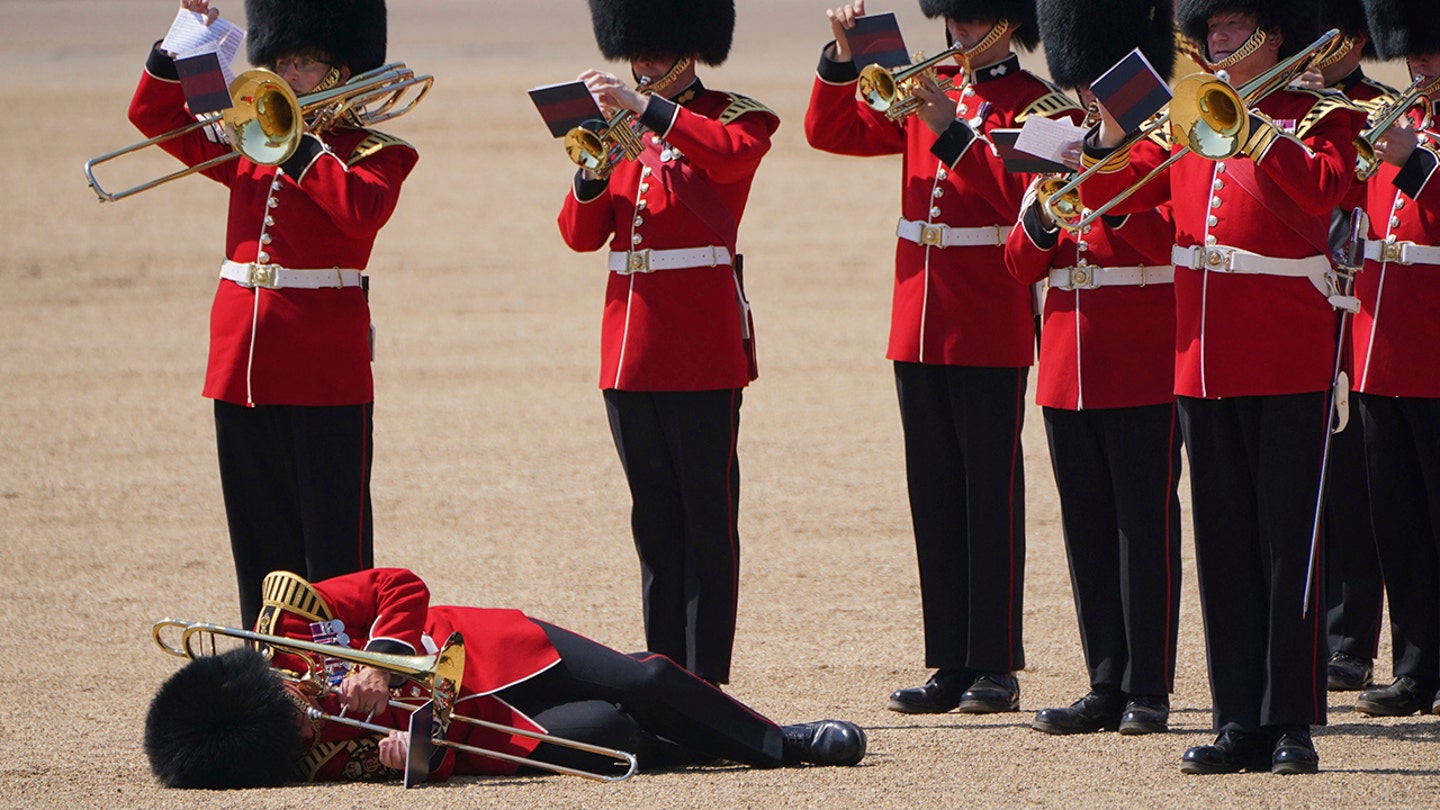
[{"x1": 1, "y1": 0, "x2": 1437, "y2": 806}]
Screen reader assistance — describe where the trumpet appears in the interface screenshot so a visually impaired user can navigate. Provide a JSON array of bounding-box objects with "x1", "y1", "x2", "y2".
[
  {"x1": 85, "y1": 62, "x2": 432, "y2": 202},
  {"x1": 1354, "y1": 73, "x2": 1440, "y2": 181},
  {"x1": 1044, "y1": 28, "x2": 1343, "y2": 232},
  {"x1": 152, "y1": 618, "x2": 638, "y2": 784},
  {"x1": 859, "y1": 19, "x2": 1012, "y2": 121},
  {"x1": 564, "y1": 108, "x2": 647, "y2": 178}
]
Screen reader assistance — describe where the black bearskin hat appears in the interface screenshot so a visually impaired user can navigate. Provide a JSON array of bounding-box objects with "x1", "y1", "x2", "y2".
[
  {"x1": 246, "y1": 0, "x2": 387, "y2": 73},
  {"x1": 1039, "y1": 0, "x2": 1176, "y2": 87},
  {"x1": 1321, "y1": 0, "x2": 1378, "y2": 58},
  {"x1": 1364, "y1": 0, "x2": 1440, "y2": 59},
  {"x1": 588, "y1": 0, "x2": 735, "y2": 66},
  {"x1": 144, "y1": 648, "x2": 302, "y2": 789},
  {"x1": 919, "y1": 0, "x2": 1040, "y2": 51},
  {"x1": 1176, "y1": 0, "x2": 1320, "y2": 60}
]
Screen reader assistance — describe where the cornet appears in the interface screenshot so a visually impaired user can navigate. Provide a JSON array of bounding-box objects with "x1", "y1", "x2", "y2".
[
  {"x1": 1354, "y1": 73, "x2": 1440, "y2": 181},
  {"x1": 858, "y1": 19, "x2": 1012, "y2": 121},
  {"x1": 85, "y1": 62, "x2": 432, "y2": 202},
  {"x1": 564, "y1": 108, "x2": 647, "y2": 179}
]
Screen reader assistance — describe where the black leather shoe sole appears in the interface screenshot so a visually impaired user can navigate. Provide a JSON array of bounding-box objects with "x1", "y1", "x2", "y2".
[
  {"x1": 1272, "y1": 757, "x2": 1320, "y2": 775},
  {"x1": 956, "y1": 695, "x2": 1019, "y2": 713},
  {"x1": 1118, "y1": 713, "x2": 1168, "y2": 735},
  {"x1": 1354, "y1": 696, "x2": 1429, "y2": 716},
  {"x1": 1031, "y1": 710, "x2": 1119, "y2": 734},
  {"x1": 886, "y1": 694, "x2": 960, "y2": 714}
]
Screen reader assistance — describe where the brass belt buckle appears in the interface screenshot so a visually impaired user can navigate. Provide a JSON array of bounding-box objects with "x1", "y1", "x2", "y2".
[
  {"x1": 1381, "y1": 241, "x2": 1405, "y2": 264},
  {"x1": 1068, "y1": 266, "x2": 1092, "y2": 289},
  {"x1": 627, "y1": 249, "x2": 652, "y2": 273},
  {"x1": 1204, "y1": 247, "x2": 1234, "y2": 272},
  {"x1": 919, "y1": 224, "x2": 945, "y2": 247},
  {"x1": 248, "y1": 263, "x2": 279, "y2": 288}
]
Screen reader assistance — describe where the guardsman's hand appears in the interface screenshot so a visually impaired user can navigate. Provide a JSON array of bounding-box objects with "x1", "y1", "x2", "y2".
[
  {"x1": 825, "y1": 1, "x2": 866, "y2": 64},
  {"x1": 912, "y1": 71, "x2": 958, "y2": 136},
  {"x1": 579, "y1": 69, "x2": 648, "y2": 117},
  {"x1": 179, "y1": 0, "x2": 220, "y2": 26},
  {"x1": 378, "y1": 731, "x2": 410, "y2": 770},
  {"x1": 1374, "y1": 121, "x2": 1419, "y2": 167},
  {"x1": 338, "y1": 664, "x2": 392, "y2": 717},
  {"x1": 1290, "y1": 67, "x2": 1325, "y2": 92}
]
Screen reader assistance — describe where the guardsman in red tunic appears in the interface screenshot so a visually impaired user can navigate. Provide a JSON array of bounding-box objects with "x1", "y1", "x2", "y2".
[
  {"x1": 555, "y1": 0, "x2": 779, "y2": 686},
  {"x1": 127, "y1": 0, "x2": 419, "y2": 629},
  {"x1": 1010, "y1": 0, "x2": 1182, "y2": 738},
  {"x1": 1081, "y1": 0, "x2": 1366, "y2": 774},
  {"x1": 806, "y1": 0, "x2": 1082, "y2": 715},
  {"x1": 143, "y1": 568, "x2": 867, "y2": 788},
  {"x1": 1291, "y1": 0, "x2": 1396, "y2": 695},
  {"x1": 1350, "y1": 0, "x2": 1440, "y2": 719}
]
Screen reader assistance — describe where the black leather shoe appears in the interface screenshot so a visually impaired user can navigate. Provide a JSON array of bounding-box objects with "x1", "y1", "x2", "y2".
[
  {"x1": 1118, "y1": 695, "x2": 1170, "y2": 735},
  {"x1": 1180, "y1": 731, "x2": 1271, "y2": 774},
  {"x1": 956, "y1": 672, "x2": 1020, "y2": 713},
  {"x1": 1433, "y1": 687, "x2": 1440, "y2": 716},
  {"x1": 1270, "y1": 726, "x2": 1319, "y2": 775},
  {"x1": 780, "y1": 720, "x2": 867, "y2": 766},
  {"x1": 1326, "y1": 651, "x2": 1374, "y2": 691},
  {"x1": 1031, "y1": 691, "x2": 1123, "y2": 734},
  {"x1": 886, "y1": 668, "x2": 974, "y2": 714},
  {"x1": 1356, "y1": 676, "x2": 1432, "y2": 716}
]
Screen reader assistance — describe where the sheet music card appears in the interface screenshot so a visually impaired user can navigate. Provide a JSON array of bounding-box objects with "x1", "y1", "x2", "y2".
[
  {"x1": 161, "y1": 9, "x2": 246, "y2": 113},
  {"x1": 528, "y1": 81, "x2": 605, "y2": 138},
  {"x1": 1090, "y1": 47, "x2": 1172, "y2": 135},
  {"x1": 847, "y1": 13, "x2": 910, "y2": 69}
]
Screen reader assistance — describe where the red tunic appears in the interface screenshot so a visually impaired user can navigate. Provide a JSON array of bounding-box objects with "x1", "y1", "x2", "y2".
[
  {"x1": 128, "y1": 60, "x2": 418, "y2": 406},
  {"x1": 1353, "y1": 112, "x2": 1440, "y2": 398},
  {"x1": 1080, "y1": 87, "x2": 1365, "y2": 398},
  {"x1": 1004, "y1": 137, "x2": 1177, "y2": 409},
  {"x1": 256, "y1": 568, "x2": 562, "y2": 781},
  {"x1": 806, "y1": 54, "x2": 1082, "y2": 367},
  {"x1": 558, "y1": 86, "x2": 779, "y2": 391}
]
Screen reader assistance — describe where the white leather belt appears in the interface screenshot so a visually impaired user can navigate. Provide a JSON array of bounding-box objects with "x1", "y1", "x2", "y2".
[
  {"x1": 220, "y1": 260, "x2": 363, "y2": 290},
  {"x1": 607, "y1": 246, "x2": 731, "y2": 275},
  {"x1": 896, "y1": 218, "x2": 1005, "y2": 248},
  {"x1": 1048, "y1": 264, "x2": 1174, "y2": 290},
  {"x1": 1171, "y1": 245, "x2": 1331, "y2": 278},
  {"x1": 1364, "y1": 239, "x2": 1440, "y2": 266}
]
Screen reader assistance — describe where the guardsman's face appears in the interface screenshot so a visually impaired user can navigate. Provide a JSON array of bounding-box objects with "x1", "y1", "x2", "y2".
[
  {"x1": 630, "y1": 55, "x2": 678, "y2": 85},
  {"x1": 947, "y1": 17, "x2": 998, "y2": 50},
  {"x1": 1206, "y1": 12, "x2": 1259, "y2": 62},
  {"x1": 272, "y1": 51, "x2": 350, "y2": 94},
  {"x1": 1409, "y1": 52, "x2": 1440, "y2": 97}
]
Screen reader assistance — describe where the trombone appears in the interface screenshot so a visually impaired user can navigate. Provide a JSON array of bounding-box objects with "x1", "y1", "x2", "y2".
[
  {"x1": 85, "y1": 62, "x2": 432, "y2": 202},
  {"x1": 858, "y1": 19, "x2": 1011, "y2": 121},
  {"x1": 1354, "y1": 73, "x2": 1440, "y2": 181},
  {"x1": 151, "y1": 618, "x2": 638, "y2": 784},
  {"x1": 1042, "y1": 28, "x2": 1343, "y2": 232}
]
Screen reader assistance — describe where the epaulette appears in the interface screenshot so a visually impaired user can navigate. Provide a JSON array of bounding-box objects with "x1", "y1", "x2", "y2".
[
  {"x1": 347, "y1": 131, "x2": 413, "y2": 166},
  {"x1": 1291, "y1": 89, "x2": 1364, "y2": 140},
  {"x1": 257, "y1": 570, "x2": 334, "y2": 628},
  {"x1": 1016, "y1": 75, "x2": 1083, "y2": 123},
  {"x1": 717, "y1": 92, "x2": 777, "y2": 125},
  {"x1": 294, "y1": 738, "x2": 392, "y2": 782},
  {"x1": 1145, "y1": 122, "x2": 1173, "y2": 150}
]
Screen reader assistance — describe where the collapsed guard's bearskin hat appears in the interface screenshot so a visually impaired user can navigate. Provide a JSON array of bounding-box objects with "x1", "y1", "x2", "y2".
[
  {"x1": 1364, "y1": 0, "x2": 1440, "y2": 59},
  {"x1": 1176, "y1": 0, "x2": 1320, "y2": 60},
  {"x1": 588, "y1": 0, "x2": 735, "y2": 66},
  {"x1": 920, "y1": 0, "x2": 1041, "y2": 51},
  {"x1": 1322, "y1": 0, "x2": 1378, "y2": 58},
  {"x1": 1039, "y1": 0, "x2": 1176, "y2": 86},
  {"x1": 144, "y1": 647, "x2": 301, "y2": 789},
  {"x1": 246, "y1": 0, "x2": 388, "y2": 73}
]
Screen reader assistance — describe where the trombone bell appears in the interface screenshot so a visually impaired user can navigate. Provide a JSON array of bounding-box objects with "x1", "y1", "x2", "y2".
[
  {"x1": 1170, "y1": 75, "x2": 1249, "y2": 159},
  {"x1": 223, "y1": 70, "x2": 302, "y2": 166}
]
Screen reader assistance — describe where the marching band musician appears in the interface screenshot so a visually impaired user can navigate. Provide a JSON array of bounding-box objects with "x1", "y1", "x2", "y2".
[
  {"x1": 128, "y1": 0, "x2": 420, "y2": 629},
  {"x1": 806, "y1": 0, "x2": 1083, "y2": 716},
  {"x1": 144, "y1": 568, "x2": 867, "y2": 788},
  {"x1": 1350, "y1": 0, "x2": 1440, "y2": 719},
  {"x1": 556, "y1": 0, "x2": 779, "y2": 687},
  {"x1": 1009, "y1": 0, "x2": 1182, "y2": 738},
  {"x1": 1080, "y1": 0, "x2": 1366, "y2": 774},
  {"x1": 1292, "y1": 0, "x2": 1395, "y2": 696}
]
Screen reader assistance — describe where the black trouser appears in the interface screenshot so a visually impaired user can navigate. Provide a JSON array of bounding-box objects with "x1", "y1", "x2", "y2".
[
  {"x1": 1178, "y1": 394, "x2": 1328, "y2": 732},
  {"x1": 1043, "y1": 403, "x2": 1182, "y2": 698},
  {"x1": 1358, "y1": 393, "x2": 1440, "y2": 690},
  {"x1": 603, "y1": 388, "x2": 742, "y2": 683},
  {"x1": 497, "y1": 621, "x2": 783, "y2": 773},
  {"x1": 1323, "y1": 415, "x2": 1384, "y2": 661},
  {"x1": 214, "y1": 400, "x2": 374, "y2": 628},
  {"x1": 894, "y1": 362, "x2": 1027, "y2": 673}
]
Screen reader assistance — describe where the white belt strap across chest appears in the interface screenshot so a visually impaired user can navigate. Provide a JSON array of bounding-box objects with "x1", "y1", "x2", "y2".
[
  {"x1": 1048, "y1": 264, "x2": 1174, "y2": 291},
  {"x1": 897, "y1": 218, "x2": 1006, "y2": 248},
  {"x1": 607, "y1": 246, "x2": 732, "y2": 275},
  {"x1": 221, "y1": 260, "x2": 364, "y2": 290},
  {"x1": 1363, "y1": 239, "x2": 1440, "y2": 266}
]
